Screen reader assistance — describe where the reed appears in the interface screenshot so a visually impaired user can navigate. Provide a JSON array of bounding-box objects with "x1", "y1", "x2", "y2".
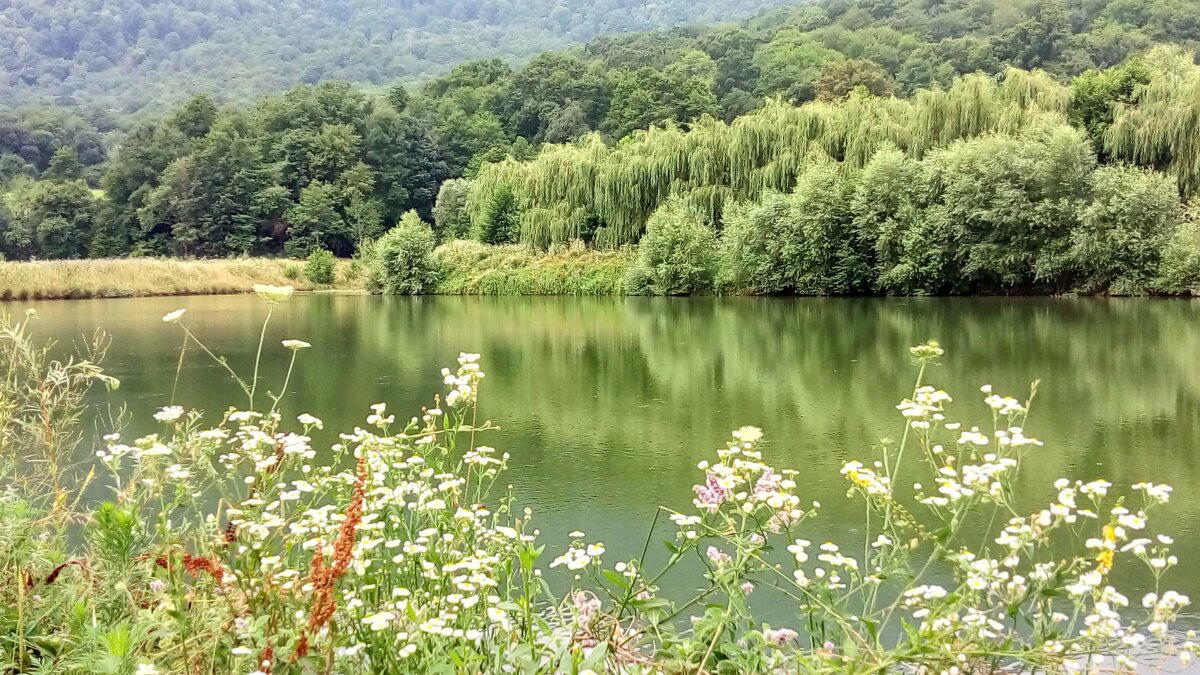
[
  {"x1": 434, "y1": 240, "x2": 631, "y2": 295},
  {"x1": 0, "y1": 257, "x2": 362, "y2": 301}
]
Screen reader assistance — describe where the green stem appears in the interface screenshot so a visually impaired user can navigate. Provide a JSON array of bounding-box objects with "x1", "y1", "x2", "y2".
[
  {"x1": 179, "y1": 325, "x2": 251, "y2": 398},
  {"x1": 249, "y1": 306, "x2": 274, "y2": 409},
  {"x1": 269, "y1": 350, "x2": 299, "y2": 416},
  {"x1": 171, "y1": 331, "x2": 188, "y2": 405}
]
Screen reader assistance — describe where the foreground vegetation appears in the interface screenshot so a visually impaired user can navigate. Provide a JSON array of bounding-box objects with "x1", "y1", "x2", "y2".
[{"x1": 0, "y1": 292, "x2": 1196, "y2": 672}]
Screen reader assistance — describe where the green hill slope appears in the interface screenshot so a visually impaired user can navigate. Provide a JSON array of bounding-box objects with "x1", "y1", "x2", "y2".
[{"x1": 0, "y1": 0, "x2": 796, "y2": 117}]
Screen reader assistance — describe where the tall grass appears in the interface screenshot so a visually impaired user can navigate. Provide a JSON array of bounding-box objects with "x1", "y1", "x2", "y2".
[
  {"x1": 0, "y1": 258, "x2": 362, "y2": 301},
  {"x1": 435, "y1": 240, "x2": 631, "y2": 295}
]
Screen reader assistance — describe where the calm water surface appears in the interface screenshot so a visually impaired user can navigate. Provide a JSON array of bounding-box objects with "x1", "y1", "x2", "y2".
[{"x1": 8, "y1": 294, "x2": 1200, "y2": 619}]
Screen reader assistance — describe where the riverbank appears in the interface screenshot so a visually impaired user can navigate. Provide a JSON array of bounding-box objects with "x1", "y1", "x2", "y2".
[
  {"x1": 0, "y1": 245, "x2": 630, "y2": 301},
  {"x1": 0, "y1": 257, "x2": 364, "y2": 300},
  {"x1": 3, "y1": 244, "x2": 1196, "y2": 301}
]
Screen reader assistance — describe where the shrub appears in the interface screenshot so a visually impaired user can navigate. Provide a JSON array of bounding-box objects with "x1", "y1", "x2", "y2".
[
  {"x1": 282, "y1": 263, "x2": 301, "y2": 280},
  {"x1": 1070, "y1": 165, "x2": 1182, "y2": 294},
  {"x1": 625, "y1": 197, "x2": 718, "y2": 295},
  {"x1": 435, "y1": 239, "x2": 630, "y2": 295},
  {"x1": 1156, "y1": 198, "x2": 1200, "y2": 295},
  {"x1": 919, "y1": 122, "x2": 1095, "y2": 292},
  {"x1": 718, "y1": 191, "x2": 794, "y2": 294},
  {"x1": 303, "y1": 248, "x2": 336, "y2": 285},
  {"x1": 370, "y1": 210, "x2": 439, "y2": 294},
  {"x1": 718, "y1": 157, "x2": 860, "y2": 295},
  {"x1": 432, "y1": 178, "x2": 472, "y2": 242},
  {"x1": 850, "y1": 144, "x2": 932, "y2": 294}
]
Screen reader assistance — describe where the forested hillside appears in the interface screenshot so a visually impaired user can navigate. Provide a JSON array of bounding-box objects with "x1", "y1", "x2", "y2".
[
  {"x1": 0, "y1": 0, "x2": 794, "y2": 116},
  {"x1": 0, "y1": 0, "x2": 1198, "y2": 296}
]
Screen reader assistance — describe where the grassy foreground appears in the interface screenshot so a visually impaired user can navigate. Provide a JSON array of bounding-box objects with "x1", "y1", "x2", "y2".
[
  {"x1": 0, "y1": 257, "x2": 363, "y2": 300},
  {"x1": 2, "y1": 301, "x2": 1195, "y2": 672}
]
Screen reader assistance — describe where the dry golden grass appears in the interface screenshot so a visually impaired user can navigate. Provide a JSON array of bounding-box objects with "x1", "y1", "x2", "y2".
[{"x1": 0, "y1": 257, "x2": 365, "y2": 301}]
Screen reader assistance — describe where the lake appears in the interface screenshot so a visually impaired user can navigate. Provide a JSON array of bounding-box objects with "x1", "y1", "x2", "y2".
[{"x1": 7, "y1": 293, "x2": 1200, "y2": 621}]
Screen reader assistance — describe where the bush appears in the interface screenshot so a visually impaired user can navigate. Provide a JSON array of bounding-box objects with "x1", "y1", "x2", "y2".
[
  {"x1": 625, "y1": 197, "x2": 718, "y2": 295},
  {"x1": 303, "y1": 248, "x2": 336, "y2": 285},
  {"x1": 718, "y1": 192, "x2": 794, "y2": 294},
  {"x1": 850, "y1": 145, "x2": 932, "y2": 294},
  {"x1": 370, "y1": 210, "x2": 439, "y2": 294},
  {"x1": 718, "y1": 157, "x2": 860, "y2": 295},
  {"x1": 1070, "y1": 165, "x2": 1182, "y2": 294},
  {"x1": 919, "y1": 122, "x2": 1095, "y2": 292},
  {"x1": 433, "y1": 178, "x2": 472, "y2": 242},
  {"x1": 862, "y1": 123, "x2": 1099, "y2": 294},
  {"x1": 435, "y1": 240, "x2": 630, "y2": 295},
  {"x1": 1156, "y1": 199, "x2": 1200, "y2": 295},
  {"x1": 283, "y1": 263, "x2": 301, "y2": 280}
]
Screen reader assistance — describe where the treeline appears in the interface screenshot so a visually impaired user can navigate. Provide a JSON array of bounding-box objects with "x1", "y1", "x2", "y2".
[
  {"x1": 1, "y1": 0, "x2": 1199, "y2": 287},
  {"x1": 460, "y1": 47, "x2": 1200, "y2": 295}
]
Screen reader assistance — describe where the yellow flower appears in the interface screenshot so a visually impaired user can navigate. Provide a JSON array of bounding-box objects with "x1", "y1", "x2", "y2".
[
  {"x1": 1096, "y1": 524, "x2": 1118, "y2": 573},
  {"x1": 254, "y1": 284, "x2": 295, "y2": 303}
]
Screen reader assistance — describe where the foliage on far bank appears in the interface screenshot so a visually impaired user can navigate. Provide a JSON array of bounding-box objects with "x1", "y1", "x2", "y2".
[
  {"x1": 3, "y1": 0, "x2": 1200, "y2": 267},
  {"x1": 458, "y1": 50, "x2": 1200, "y2": 297},
  {"x1": 368, "y1": 211, "x2": 440, "y2": 295},
  {"x1": 0, "y1": 257, "x2": 361, "y2": 301},
  {"x1": 625, "y1": 198, "x2": 718, "y2": 296},
  {"x1": 434, "y1": 240, "x2": 630, "y2": 296}
]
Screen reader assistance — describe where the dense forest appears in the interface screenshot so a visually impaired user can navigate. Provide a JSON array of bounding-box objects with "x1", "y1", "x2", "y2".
[
  {"x1": 0, "y1": 0, "x2": 793, "y2": 117},
  {"x1": 1, "y1": 0, "x2": 1199, "y2": 293}
]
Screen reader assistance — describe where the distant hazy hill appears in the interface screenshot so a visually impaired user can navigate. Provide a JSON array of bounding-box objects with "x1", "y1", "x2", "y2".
[{"x1": 0, "y1": 0, "x2": 796, "y2": 117}]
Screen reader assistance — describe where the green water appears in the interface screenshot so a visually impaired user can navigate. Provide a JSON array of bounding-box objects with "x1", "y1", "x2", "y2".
[{"x1": 8, "y1": 294, "x2": 1200, "y2": 614}]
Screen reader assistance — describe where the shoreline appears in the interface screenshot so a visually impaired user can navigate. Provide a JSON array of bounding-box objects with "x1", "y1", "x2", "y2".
[
  {"x1": 1, "y1": 255, "x2": 1196, "y2": 302},
  {"x1": 0, "y1": 257, "x2": 364, "y2": 301}
]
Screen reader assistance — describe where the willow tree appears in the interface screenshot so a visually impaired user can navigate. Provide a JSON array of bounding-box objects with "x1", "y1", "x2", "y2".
[
  {"x1": 1107, "y1": 51, "x2": 1200, "y2": 197},
  {"x1": 466, "y1": 68, "x2": 1074, "y2": 249},
  {"x1": 908, "y1": 70, "x2": 1069, "y2": 157}
]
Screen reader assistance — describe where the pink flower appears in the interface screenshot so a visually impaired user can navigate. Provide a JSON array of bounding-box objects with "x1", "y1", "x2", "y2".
[
  {"x1": 571, "y1": 591, "x2": 601, "y2": 625},
  {"x1": 706, "y1": 546, "x2": 731, "y2": 565},
  {"x1": 755, "y1": 469, "x2": 780, "y2": 497},
  {"x1": 741, "y1": 581, "x2": 755, "y2": 594},
  {"x1": 693, "y1": 473, "x2": 728, "y2": 511},
  {"x1": 764, "y1": 627, "x2": 799, "y2": 646}
]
